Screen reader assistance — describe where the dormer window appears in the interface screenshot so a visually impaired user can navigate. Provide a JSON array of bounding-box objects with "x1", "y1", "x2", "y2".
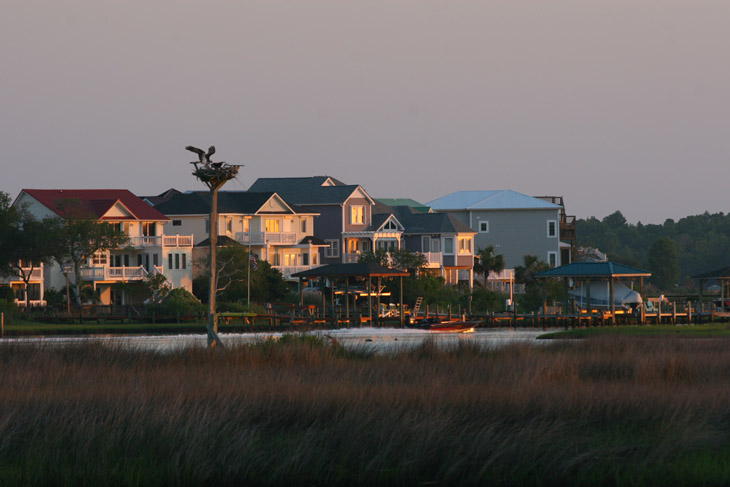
[
  {"x1": 350, "y1": 206, "x2": 365, "y2": 225},
  {"x1": 383, "y1": 220, "x2": 398, "y2": 231}
]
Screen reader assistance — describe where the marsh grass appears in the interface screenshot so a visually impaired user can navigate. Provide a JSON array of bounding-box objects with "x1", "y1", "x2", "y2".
[{"x1": 1, "y1": 335, "x2": 730, "y2": 485}]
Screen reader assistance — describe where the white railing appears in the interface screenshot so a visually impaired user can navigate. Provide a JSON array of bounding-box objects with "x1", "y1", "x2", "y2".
[
  {"x1": 422, "y1": 252, "x2": 443, "y2": 266},
  {"x1": 4, "y1": 267, "x2": 44, "y2": 282},
  {"x1": 163, "y1": 235, "x2": 193, "y2": 247},
  {"x1": 81, "y1": 266, "x2": 148, "y2": 281},
  {"x1": 235, "y1": 232, "x2": 298, "y2": 245},
  {"x1": 129, "y1": 236, "x2": 162, "y2": 247}
]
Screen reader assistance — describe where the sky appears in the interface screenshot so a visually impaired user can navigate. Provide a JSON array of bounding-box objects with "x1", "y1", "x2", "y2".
[{"x1": 2, "y1": 1, "x2": 729, "y2": 224}]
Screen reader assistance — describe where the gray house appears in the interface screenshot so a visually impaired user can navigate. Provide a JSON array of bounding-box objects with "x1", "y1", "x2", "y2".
[
  {"x1": 249, "y1": 177, "x2": 394, "y2": 265},
  {"x1": 374, "y1": 204, "x2": 477, "y2": 287},
  {"x1": 426, "y1": 190, "x2": 563, "y2": 269}
]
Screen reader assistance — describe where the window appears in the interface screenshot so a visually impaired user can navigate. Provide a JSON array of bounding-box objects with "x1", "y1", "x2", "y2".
[
  {"x1": 302, "y1": 253, "x2": 309, "y2": 266},
  {"x1": 92, "y1": 252, "x2": 107, "y2": 265},
  {"x1": 547, "y1": 220, "x2": 557, "y2": 238},
  {"x1": 479, "y1": 221, "x2": 489, "y2": 233},
  {"x1": 377, "y1": 239, "x2": 398, "y2": 251},
  {"x1": 143, "y1": 222, "x2": 156, "y2": 236},
  {"x1": 350, "y1": 205, "x2": 364, "y2": 224},
  {"x1": 153, "y1": 254, "x2": 159, "y2": 266},
  {"x1": 226, "y1": 218, "x2": 233, "y2": 233},
  {"x1": 384, "y1": 220, "x2": 398, "y2": 230},
  {"x1": 458, "y1": 237, "x2": 472, "y2": 254},
  {"x1": 547, "y1": 251, "x2": 558, "y2": 268},
  {"x1": 243, "y1": 218, "x2": 250, "y2": 232},
  {"x1": 300, "y1": 218, "x2": 307, "y2": 233},
  {"x1": 175, "y1": 254, "x2": 180, "y2": 270},
  {"x1": 325, "y1": 239, "x2": 340, "y2": 258},
  {"x1": 205, "y1": 219, "x2": 210, "y2": 234},
  {"x1": 116, "y1": 222, "x2": 130, "y2": 234},
  {"x1": 444, "y1": 237, "x2": 454, "y2": 255},
  {"x1": 168, "y1": 254, "x2": 173, "y2": 269},
  {"x1": 182, "y1": 254, "x2": 187, "y2": 269},
  {"x1": 172, "y1": 220, "x2": 182, "y2": 227},
  {"x1": 285, "y1": 254, "x2": 297, "y2": 267},
  {"x1": 265, "y1": 219, "x2": 280, "y2": 233}
]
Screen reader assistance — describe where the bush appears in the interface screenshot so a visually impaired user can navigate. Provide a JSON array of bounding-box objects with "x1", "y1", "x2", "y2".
[
  {"x1": 0, "y1": 286, "x2": 17, "y2": 315},
  {"x1": 148, "y1": 288, "x2": 205, "y2": 316},
  {"x1": 43, "y1": 288, "x2": 65, "y2": 307}
]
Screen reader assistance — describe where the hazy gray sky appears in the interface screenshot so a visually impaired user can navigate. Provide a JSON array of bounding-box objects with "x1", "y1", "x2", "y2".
[{"x1": 2, "y1": 1, "x2": 729, "y2": 223}]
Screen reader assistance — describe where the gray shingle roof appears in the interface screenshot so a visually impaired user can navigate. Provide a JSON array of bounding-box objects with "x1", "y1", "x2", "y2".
[
  {"x1": 248, "y1": 177, "x2": 363, "y2": 205},
  {"x1": 154, "y1": 191, "x2": 298, "y2": 215},
  {"x1": 427, "y1": 190, "x2": 561, "y2": 210},
  {"x1": 377, "y1": 206, "x2": 475, "y2": 235}
]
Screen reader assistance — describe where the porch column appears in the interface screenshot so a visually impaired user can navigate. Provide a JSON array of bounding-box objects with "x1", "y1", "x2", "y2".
[
  {"x1": 610, "y1": 278, "x2": 615, "y2": 325},
  {"x1": 368, "y1": 275, "x2": 373, "y2": 325}
]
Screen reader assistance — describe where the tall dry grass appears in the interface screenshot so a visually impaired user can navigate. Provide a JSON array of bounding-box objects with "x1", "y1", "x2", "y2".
[{"x1": 1, "y1": 335, "x2": 730, "y2": 486}]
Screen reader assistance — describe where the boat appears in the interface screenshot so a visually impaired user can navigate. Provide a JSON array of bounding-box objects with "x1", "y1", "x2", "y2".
[
  {"x1": 408, "y1": 317, "x2": 477, "y2": 333},
  {"x1": 569, "y1": 281, "x2": 642, "y2": 311}
]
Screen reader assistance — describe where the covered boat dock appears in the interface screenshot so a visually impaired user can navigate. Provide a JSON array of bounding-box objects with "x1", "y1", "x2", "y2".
[
  {"x1": 292, "y1": 263, "x2": 410, "y2": 326},
  {"x1": 536, "y1": 262, "x2": 652, "y2": 325}
]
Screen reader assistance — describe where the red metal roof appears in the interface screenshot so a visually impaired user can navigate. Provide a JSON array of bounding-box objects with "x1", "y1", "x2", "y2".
[{"x1": 22, "y1": 189, "x2": 169, "y2": 221}]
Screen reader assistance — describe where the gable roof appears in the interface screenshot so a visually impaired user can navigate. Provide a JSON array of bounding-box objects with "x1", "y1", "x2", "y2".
[
  {"x1": 427, "y1": 190, "x2": 561, "y2": 211},
  {"x1": 154, "y1": 191, "x2": 313, "y2": 216},
  {"x1": 21, "y1": 189, "x2": 169, "y2": 221},
  {"x1": 376, "y1": 205, "x2": 475, "y2": 235},
  {"x1": 248, "y1": 177, "x2": 371, "y2": 205}
]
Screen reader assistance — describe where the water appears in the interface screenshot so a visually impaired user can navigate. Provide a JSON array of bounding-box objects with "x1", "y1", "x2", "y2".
[{"x1": 0, "y1": 327, "x2": 551, "y2": 353}]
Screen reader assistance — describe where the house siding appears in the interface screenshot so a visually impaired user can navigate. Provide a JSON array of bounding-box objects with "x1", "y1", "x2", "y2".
[{"x1": 469, "y1": 208, "x2": 561, "y2": 268}]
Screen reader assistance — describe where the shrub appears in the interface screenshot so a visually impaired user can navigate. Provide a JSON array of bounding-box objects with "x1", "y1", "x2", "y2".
[{"x1": 148, "y1": 288, "x2": 205, "y2": 316}]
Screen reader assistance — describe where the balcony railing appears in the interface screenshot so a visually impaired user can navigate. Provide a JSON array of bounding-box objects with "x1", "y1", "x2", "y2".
[
  {"x1": 127, "y1": 235, "x2": 194, "y2": 248},
  {"x1": 163, "y1": 235, "x2": 193, "y2": 247},
  {"x1": 3, "y1": 267, "x2": 44, "y2": 282},
  {"x1": 422, "y1": 252, "x2": 443, "y2": 266},
  {"x1": 235, "y1": 232, "x2": 298, "y2": 245},
  {"x1": 80, "y1": 266, "x2": 148, "y2": 281},
  {"x1": 129, "y1": 236, "x2": 162, "y2": 247}
]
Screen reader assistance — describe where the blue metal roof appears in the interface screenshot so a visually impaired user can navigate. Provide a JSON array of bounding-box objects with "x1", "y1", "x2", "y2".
[{"x1": 426, "y1": 190, "x2": 561, "y2": 210}]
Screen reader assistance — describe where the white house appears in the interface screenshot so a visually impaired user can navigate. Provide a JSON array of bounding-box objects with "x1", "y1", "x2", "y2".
[{"x1": 13, "y1": 189, "x2": 194, "y2": 305}]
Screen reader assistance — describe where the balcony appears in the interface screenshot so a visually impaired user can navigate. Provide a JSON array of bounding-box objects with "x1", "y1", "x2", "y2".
[
  {"x1": 3, "y1": 267, "x2": 43, "y2": 282},
  {"x1": 163, "y1": 235, "x2": 193, "y2": 247},
  {"x1": 128, "y1": 235, "x2": 194, "y2": 248},
  {"x1": 80, "y1": 266, "x2": 148, "y2": 281},
  {"x1": 235, "y1": 232, "x2": 298, "y2": 245},
  {"x1": 422, "y1": 252, "x2": 443, "y2": 267}
]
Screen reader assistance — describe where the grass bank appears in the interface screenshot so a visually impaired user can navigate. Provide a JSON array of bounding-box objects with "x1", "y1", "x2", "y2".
[
  {"x1": 2, "y1": 335, "x2": 730, "y2": 485},
  {"x1": 539, "y1": 323, "x2": 730, "y2": 339}
]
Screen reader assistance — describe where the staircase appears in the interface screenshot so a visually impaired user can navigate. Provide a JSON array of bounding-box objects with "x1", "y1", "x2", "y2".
[{"x1": 412, "y1": 297, "x2": 423, "y2": 318}]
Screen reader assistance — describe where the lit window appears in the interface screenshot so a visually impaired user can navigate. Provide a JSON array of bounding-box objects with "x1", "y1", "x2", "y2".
[
  {"x1": 458, "y1": 237, "x2": 472, "y2": 254},
  {"x1": 92, "y1": 252, "x2": 107, "y2": 265},
  {"x1": 350, "y1": 206, "x2": 364, "y2": 224},
  {"x1": 265, "y1": 219, "x2": 280, "y2": 233}
]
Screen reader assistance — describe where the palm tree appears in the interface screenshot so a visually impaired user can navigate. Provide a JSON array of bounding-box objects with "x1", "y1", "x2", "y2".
[{"x1": 474, "y1": 246, "x2": 505, "y2": 287}]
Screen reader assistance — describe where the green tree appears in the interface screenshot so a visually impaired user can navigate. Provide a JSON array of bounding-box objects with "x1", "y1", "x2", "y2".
[
  {"x1": 474, "y1": 246, "x2": 505, "y2": 286},
  {"x1": 194, "y1": 243, "x2": 291, "y2": 305},
  {"x1": 648, "y1": 237, "x2": 679, "y2": 290},
  {"x1": 51, "y1": 199, "x2": 129, "y2": 306}
]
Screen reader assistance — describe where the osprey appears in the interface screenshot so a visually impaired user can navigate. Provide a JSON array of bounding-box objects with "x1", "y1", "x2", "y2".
[{"x1": 186, "y1": 145, "x2": 216, "y2": 164}]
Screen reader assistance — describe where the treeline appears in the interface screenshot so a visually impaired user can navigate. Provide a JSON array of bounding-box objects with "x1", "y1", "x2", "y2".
[{"x1": 577, "y1": 210, "x2": 730, "y2": 290}]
